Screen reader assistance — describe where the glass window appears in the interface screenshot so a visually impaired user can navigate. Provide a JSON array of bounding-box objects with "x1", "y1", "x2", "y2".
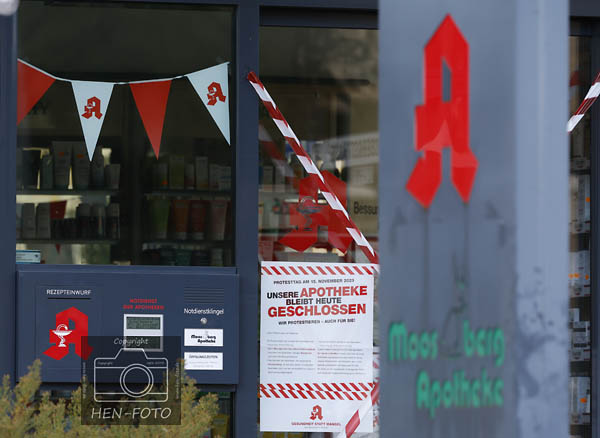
[
  {"x1": 16, "y1": 1, "x2": 234, "y2": 267},
  {"x1": 258, "y1": 26, "x2": 378, "y2": 264},
  {"x1": 568, "y1": 35, "x2": 592, "y2": 435},
  {"x1": 258, "y1": 26, "x2": 379, "y2": 438}
]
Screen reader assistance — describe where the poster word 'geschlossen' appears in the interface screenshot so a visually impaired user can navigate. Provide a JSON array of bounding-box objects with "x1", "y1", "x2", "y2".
[{"x1": 260, "y1": 262, "x2": 374, "y2": 433}]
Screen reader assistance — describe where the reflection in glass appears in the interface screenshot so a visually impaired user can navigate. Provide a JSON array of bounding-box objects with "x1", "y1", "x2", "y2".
[{"x1": 17, "y1": 2, "x2": 234, "y2": 266}]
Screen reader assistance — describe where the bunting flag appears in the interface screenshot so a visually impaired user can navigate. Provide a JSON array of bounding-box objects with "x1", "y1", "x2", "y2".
[
  {"x1": 187, "y1": 62, "x2": 230, "y2": 145},
  {"x1": 16, "y1": 60, "x2": 231, "y2": 158},
  {"x1": 17, "y1": 60, "x2": 55, "y2": 125},
  {"x1": 72, "y1": 81, "x2": 114, "y2": 159},
  {"x1": 130, "y1": 80, "x2": 172, "y2": 158}
]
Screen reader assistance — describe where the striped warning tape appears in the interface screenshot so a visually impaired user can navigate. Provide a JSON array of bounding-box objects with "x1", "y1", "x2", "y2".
[
  {"x1": 247, "y1": 71, "x2": 378, "y2": 264},
  {"x1": 568, "y1": 72, "x2": 600, "y2": 133},
  {"x1": 336, "y1": 357, "x2": 380, "y2": 437},
  {"x1": 261, "y1": 263, "x2": 379, "y2": 276},
  {"x1": 259, "y1": 383, "x2": 373, "y2": 401},
  {"x1": 337, "y1": 381, "x2": 380, "y2": 438}
]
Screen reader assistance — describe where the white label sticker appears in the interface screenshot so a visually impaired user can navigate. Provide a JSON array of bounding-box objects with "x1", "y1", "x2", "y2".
[
  {"x1": 184, "y1": 329, "x2": 223, "y2": 347},
  {"x1": 184, "y1": 352, "x2": 223, "y2": 370}
]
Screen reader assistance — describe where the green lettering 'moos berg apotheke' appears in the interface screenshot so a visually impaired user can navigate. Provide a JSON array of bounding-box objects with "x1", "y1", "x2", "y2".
[{"x1": 388, "y1": 320, "x2": 506, "y2": 418}]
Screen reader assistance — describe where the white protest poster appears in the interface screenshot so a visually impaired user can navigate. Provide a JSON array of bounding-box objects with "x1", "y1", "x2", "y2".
[{"x1": 260, "y1": 262, "x2": 374, "y2": 433}]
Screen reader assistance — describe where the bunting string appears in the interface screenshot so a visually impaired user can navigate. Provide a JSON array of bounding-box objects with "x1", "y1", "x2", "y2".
[
  {"x1": 17, "y1": 59, "x2": 230, "y2": 158},
  {"x1": 17, "y1": 59, "x2": 192, "y2": 85}
]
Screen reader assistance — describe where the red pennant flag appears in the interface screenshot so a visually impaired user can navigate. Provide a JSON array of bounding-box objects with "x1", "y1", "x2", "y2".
[
  {"x1": 130, "y1": 81, "x2": 171, "y2": 158},
  {"x1": 17, "y1": 61, "x2": 56, "y2": 125}
]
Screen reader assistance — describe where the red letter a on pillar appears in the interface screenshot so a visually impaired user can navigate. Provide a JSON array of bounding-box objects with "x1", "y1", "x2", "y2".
[{"x1": 406, "y1": 15, "x2": 478, "y2": 208}]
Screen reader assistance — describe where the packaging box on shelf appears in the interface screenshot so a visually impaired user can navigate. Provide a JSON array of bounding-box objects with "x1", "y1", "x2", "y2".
[
  {"x1": 569, "y1": 376, "x2": 591, "y2": 424},
  {"x1": 570, "y1": 174, "x2": 590, "y2": 234},
  {"x1": 36, "y1": 203, "x2": 51, "y2": 239},
  {"x1": 219, "y1": 166, "x2": 231, "y2": 191},
  {"x1": 570, "y1": 321, "x2": 590, "y2": 362},
  {"x1": 169, "y1": 155, "x2": 185, "y2": 189},
  {"x1": 22, "y1": 203, "x2": 36, "y2": 239},
  {"x1": 569, "y1": 250, "x2": 590, "y2": 297},
  {"x1": 195, "y1": 156, "x2": 209, "y2": 190},
  {"x1": 274, "y1": 164, "x2": 286, "y2": 193},
  {"x1": 262, "y1": 164, "x2": 274, "y2": 191},
  {"x1": 210, "y1": 163, "x2": 221, "y2": 191},
  {"x1": 569, "y1": 308, "x2": 580, "y2": 323}
]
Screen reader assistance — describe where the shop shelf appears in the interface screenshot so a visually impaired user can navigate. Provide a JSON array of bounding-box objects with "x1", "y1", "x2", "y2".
[
  {"x1": 143, "y1": 190, "x2": 231, "y2": 198},
  {"x1": 142, "y1": 239, "x2": 232, "y2": 248},
  {"x1": 17, "y1": 189, "x2": 119, "y2": 196},
  {"x1": 17, "y1": 239, "x2": 119, "y2": 245}
]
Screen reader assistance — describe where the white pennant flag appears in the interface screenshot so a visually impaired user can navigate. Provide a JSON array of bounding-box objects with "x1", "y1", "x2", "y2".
[
  {"x1": 187, "y1": 63, "x2": 230, "y2": 145},
  {"x1": 72, "y1": 81, "x2": 114, "y2": 159}
]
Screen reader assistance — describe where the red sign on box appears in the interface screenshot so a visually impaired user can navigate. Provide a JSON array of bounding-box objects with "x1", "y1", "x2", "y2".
[{"x1": 44, "y1": 307, "x2": 92, "y2": 361}]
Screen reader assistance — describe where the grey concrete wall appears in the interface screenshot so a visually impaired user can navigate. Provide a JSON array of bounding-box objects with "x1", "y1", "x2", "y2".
[{"x1": 379, "y1": 1, "x2": 569, "y2": 437}]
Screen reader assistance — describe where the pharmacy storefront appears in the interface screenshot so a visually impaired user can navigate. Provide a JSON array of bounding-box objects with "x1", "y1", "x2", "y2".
[
  {"x1": 0, "y1": 0, "x2": 594, "y2": 437},
  {"x1": 0, "y1": 0, "x2": 379, "y2": 437}
]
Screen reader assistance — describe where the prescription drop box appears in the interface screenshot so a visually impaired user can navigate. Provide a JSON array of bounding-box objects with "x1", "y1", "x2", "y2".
[{"x1": 16, "y1": 265, "x2": 238, "y2": 384}]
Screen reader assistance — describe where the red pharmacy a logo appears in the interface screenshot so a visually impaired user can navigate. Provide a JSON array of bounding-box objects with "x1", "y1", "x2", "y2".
[
  {"x1": 82, "y1": 96, "x2": 103, "y2": 119},
  {"x1": 44, "y1": 307, "x2": 92, "y2": 360},
  {"x1": 310, "y1": 405, "x2": 323, "y2": 420},
  {"x1": 406, "y1": 14, "x2": 478, "y2": 208},
  {"x1": 279, "y1": 171, "x2": 352, "y2": 254},
  {"x1": 207, "y1": 82, "x2": 226, "y2": 106}
]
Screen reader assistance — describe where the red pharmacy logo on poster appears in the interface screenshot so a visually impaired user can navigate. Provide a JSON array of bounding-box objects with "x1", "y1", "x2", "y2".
[
  {"x1": 310, "y1": 405, "x2": 323, "y2": 420},
  {"x1": 406, "y1": 14, "x2": 478, "y2": 208},
  {"x1": 44, "y1": 307, "x2": 92, "y2": 360},
  {"x1": 207, "y1": 82, "x2": 226, "y2": 105},
  {"x1": 81, "y1": 96, "x2": 103, "y2": 119}
]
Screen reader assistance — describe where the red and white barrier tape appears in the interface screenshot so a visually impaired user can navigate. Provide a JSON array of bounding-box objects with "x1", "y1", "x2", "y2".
[
  {"x1": 337, "y1": 381, "x2": 380, "y2": 438},
  {"x1": 568, "y1": 72, "x2": 600, "y2": 133},
  {"x1": 259, "y1": 383, "x2": 373, "y2": 401},
  {"x1": 259, "y1": 123, "x2": 295, "y2": 179},
  {"x1": 248, "y1": 72, "x2": 379, "y2": 264},
  {"x1": 261, "y1": 263, "x2": 379, "y2": 276}
]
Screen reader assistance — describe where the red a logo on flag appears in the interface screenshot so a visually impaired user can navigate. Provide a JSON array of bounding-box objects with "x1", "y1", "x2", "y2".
[
  {"x1": 43, "y1": 307, "x2": 92, "y2": 360},
  {"x1": 406, "y1": 14, "x2": 478, "y2": 208},
  {"x1": 82, "y1": 96, "x2": 103, "y2": 119},
  {"x1": 207, "y1": 82, "x2": 226, "y2": 106}
]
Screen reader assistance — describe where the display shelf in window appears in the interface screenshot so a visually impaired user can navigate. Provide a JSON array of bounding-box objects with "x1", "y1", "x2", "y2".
[
  {"x1": 143, "y1": 240, "x2": 232, "y2": 248},
  {"x1": 17, "y1": 189, "x2": 119, "y2": 196},
  {"x1": 144, "y1": 190, "x2": 231, "y2": 198},
  {"x1": 17, "y1": 239, "x2": 119, "y2": 245}
]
